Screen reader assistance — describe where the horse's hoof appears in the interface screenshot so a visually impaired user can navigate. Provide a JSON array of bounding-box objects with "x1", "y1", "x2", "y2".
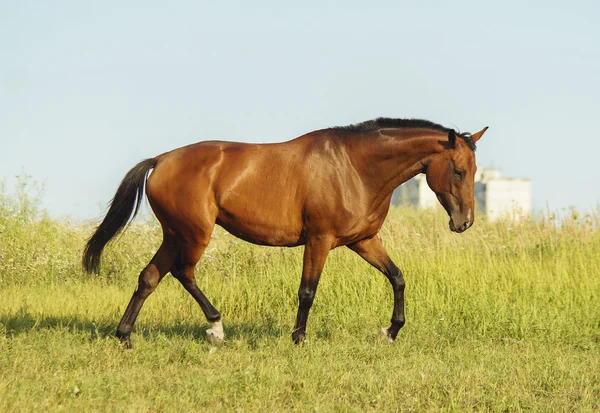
[
  {"x1": 379, "y1": 327, "x2": 394, "y2": 344},
  {"x1": 291, "y1": 329, "x2": 306, "y2": 345},
  {"x1": 292, "y1": 336, "x2": 307, "y2": 345},
  {"x1": 116, "y1": 332, "x2": 133, "y2": 349},
  {"x1": 206, "y1": 321, "x2": 224, "y2": 347}
]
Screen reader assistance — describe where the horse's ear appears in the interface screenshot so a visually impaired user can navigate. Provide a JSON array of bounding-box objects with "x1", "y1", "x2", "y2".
[
  {"x1": 448, "y1": 129, "x2": 456, "y2": 148},
  {"x1": 471, "y1": 126, "x2": 489, "y2": 142}
]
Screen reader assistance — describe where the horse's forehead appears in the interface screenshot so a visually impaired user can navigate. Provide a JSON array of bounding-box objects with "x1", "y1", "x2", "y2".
[{"x1": 453, "y1": 143, "x2": 476, "y2": 166}]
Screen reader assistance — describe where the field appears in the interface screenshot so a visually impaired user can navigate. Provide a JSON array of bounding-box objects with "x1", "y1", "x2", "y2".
[{"x1": 1, "y1": 187, "x2": 599, "y2": 411}]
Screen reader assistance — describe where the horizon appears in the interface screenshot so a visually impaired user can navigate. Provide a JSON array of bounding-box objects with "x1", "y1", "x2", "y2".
[{"x1": 2, "y1": 1, "x2": 599, "y2": 220}]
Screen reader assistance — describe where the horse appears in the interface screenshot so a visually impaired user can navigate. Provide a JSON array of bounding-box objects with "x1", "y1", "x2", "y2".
[{"x1": 83, "y1": 118, "x2": 487, "y2": 348}]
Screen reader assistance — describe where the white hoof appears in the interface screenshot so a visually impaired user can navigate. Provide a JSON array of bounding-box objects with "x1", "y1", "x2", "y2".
[
  {"x1": 206, "y1": 320, "x2": 224, "y2": 347},
  {"x1": 379, "y1": 327, "x2": 394, "y2": 344}
]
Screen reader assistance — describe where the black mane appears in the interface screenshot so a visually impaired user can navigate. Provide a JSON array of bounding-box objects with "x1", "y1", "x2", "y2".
[
  {"x1": 333, "y1": 117, "x2": 450, "y2": 133},
  {"x1": 332, "y1": 117, "x2": 476, "y2": 151}
]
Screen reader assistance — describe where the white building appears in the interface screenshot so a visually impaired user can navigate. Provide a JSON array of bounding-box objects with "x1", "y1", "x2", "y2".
[{"x1": 392, "y1": 168, "x2": 531, "y2": 221}]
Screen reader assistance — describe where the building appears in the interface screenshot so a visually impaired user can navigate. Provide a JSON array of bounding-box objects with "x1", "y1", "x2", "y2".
[{"x1": 392, "y1": 168, "x2": 531, "y2": 221}]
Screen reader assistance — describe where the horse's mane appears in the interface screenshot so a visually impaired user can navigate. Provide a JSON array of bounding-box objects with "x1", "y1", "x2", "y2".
[{"x1": 331, "y1": 117, "x2": 476, "y2": 151}]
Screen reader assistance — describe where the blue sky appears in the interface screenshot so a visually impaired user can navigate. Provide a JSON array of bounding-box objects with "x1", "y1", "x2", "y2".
[{"x1": 1, "y1": 1, "x2": 599, "y2": 220}]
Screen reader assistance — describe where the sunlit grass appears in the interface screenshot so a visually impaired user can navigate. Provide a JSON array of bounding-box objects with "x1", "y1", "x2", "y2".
[{"x1": 1, "y1": 195, "x2": 599, "y2": 411}]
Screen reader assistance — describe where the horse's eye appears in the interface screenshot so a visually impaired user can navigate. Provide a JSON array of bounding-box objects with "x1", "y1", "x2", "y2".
[{"x1": 454, "y1": 169, "x2": 464, "y2": 180}]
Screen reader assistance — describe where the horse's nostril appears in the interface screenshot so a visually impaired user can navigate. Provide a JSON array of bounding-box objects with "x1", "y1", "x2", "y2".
[{"x1": 460, "y1": 222, "x2": 469, "y2": 232}]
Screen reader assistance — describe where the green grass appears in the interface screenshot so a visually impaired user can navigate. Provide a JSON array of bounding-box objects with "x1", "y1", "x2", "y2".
[{"x1": 1, "y1": 193, "x2": 599, "y2": 411}]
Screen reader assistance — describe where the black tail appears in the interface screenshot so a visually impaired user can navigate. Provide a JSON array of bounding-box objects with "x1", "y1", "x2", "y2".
[{"x1": 83, "y1": 158, "x2": 157, "y2": 274}]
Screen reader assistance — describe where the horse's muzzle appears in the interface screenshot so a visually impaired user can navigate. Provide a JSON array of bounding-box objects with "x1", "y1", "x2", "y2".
[{"x1": 449, "y1": 218, "x2": 471, "y2": 233}]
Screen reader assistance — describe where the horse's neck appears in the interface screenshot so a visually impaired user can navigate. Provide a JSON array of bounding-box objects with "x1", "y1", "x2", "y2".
[{"x1": 346, "y1": 129, "x2": 445, "y2": 198}]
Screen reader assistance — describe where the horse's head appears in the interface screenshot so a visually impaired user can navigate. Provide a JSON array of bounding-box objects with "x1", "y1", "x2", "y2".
[{"x1": 425, "y1": 127, "x2": 488, "y2": 233}]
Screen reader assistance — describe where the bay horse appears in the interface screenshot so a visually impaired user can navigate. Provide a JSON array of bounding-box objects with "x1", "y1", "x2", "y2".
[{"x1": 83, "y1": 118, "x2": 487, "y2": 348}]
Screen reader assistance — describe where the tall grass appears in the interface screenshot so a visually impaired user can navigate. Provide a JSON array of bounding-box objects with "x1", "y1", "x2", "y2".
[{"x1": 0, "y1": 180, "x2": 598, "y2": 411}]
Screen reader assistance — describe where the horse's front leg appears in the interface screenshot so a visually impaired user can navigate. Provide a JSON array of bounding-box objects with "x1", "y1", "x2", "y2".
[
  {"x1": 348, "y1": 235, "x2": 405, "y2": 342},
  {"x1": 291, "y1": 235, "x2": 334, "y2": 344}
]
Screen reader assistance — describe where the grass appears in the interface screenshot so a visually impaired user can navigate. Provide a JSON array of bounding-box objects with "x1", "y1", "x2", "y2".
[{"x1": 0, "y1": 186, "x2": 599, "y2": 411}]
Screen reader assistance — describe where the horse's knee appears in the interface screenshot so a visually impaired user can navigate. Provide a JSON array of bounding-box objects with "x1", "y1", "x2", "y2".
[
  {"x1": 388, "y1": 266, "x2": 405, "y2": 290},
  {"x1": 298, "y1": 287, "x2": 316, "y2": 308}
]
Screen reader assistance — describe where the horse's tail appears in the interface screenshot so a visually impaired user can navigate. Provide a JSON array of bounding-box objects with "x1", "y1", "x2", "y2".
[{"x1": 83, "y1": 158, "x2": 157, "y2": 274}]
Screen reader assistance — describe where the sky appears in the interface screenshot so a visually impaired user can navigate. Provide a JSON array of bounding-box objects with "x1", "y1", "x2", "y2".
[{"x1": 1, "y1": 1, "x2": 599, "y2": 220}]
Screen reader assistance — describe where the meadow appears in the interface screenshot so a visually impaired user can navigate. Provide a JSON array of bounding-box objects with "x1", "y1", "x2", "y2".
[{"x1": 0, "y1": 182, "x2": 599, "y2": 411}]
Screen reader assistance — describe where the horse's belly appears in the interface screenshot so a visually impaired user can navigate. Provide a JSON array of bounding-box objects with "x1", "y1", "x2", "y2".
[
  {"x1": 216, "y1": 211, "x2": 305, "y2": 247},
  {"x1": 214, "y1": 165, "x2": 306, "y2": 246}
]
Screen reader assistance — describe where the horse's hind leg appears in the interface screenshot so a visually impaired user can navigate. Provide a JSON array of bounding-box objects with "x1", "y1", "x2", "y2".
[
  {"x1": 115, "y1": 236, "x2": 178, "y2": 348},
  {"x1": 171, "y1": 238, "x2": 224, "y2": 347}
]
